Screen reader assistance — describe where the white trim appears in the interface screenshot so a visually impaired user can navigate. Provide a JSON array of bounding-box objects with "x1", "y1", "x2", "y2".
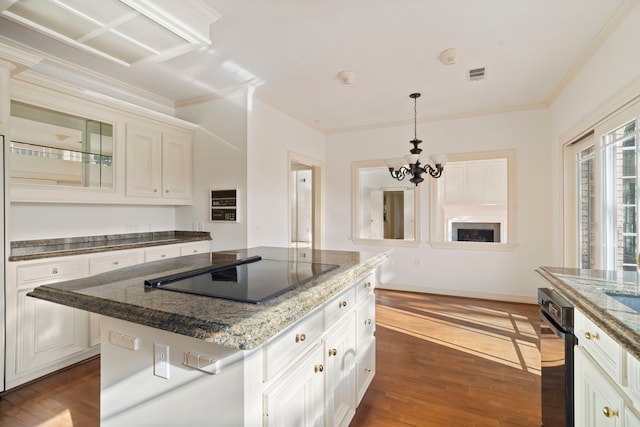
[
  {"x1": 377, "y1": 283, "x2": 537, "y2": 305},
  {"x1": 351, "y1": 159, "x2": 421, "y2": 248},
  {"x1": 429, "y1": 149, "x2": 517, "y2": 251}
]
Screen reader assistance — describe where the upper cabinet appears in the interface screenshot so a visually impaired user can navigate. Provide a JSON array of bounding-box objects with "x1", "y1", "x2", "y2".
[
  {"x1": 10, "y1": 101, "x2": 114, "y2": 189},
  {"x1": 8, "y1": 78, "x2": 195, "y2": 205},
  {"x1": 125, "y1": 124, "x2": 192, "y2": 201}
]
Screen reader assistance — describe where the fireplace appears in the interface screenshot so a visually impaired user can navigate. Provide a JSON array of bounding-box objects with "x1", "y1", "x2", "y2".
[{"x1": 452, "y1": 222, "x2": 501, "y2": 243}]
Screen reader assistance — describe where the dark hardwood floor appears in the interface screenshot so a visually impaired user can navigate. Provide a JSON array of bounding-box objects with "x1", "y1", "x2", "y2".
[{"x1": 0, "y1": 290, "x2": 540, "y2": 427}]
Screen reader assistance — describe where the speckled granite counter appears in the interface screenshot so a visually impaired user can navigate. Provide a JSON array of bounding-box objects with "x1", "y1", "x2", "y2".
[
  {"x1": 537, "y1": 266, "x2": 640, "y2": 359},
  {"x1": 28, "y1": 247, "x2": 388, "y2": 350},
  {"x1": 9, "y1": 231, "x2": 211, "y2": 261}
]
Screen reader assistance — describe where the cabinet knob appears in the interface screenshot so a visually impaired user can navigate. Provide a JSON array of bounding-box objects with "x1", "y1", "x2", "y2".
[
  {"x1": 153, "y1": 189, "x2": 158, "y2": 193},
  {"x1": 365, "y1": 319, "x2": 372, "y2": 325},
  {"x1": 295, "y1": 333, "x2": 306, "y2": 343},
  {"x1": 160, "y1": 254, "x2": 166, "y2": 258},
  {"x1": 584, "y1": 331, "x2": 599, "y2": 340},
  {"x1": 364, "y1": 367, "x2": 372, "y2": 373},
  {"x1": 165, "y1": 189, "x2": 170, "y2": 193},
  {"x1": 602, "y1": 406, "x2": 618, "y2": 418},
  {"x1": 329, "y1": 348, "x2": 337, "y2": 357},
  {"x1": 364, "y1": 282, "x2": 371, "y2": 288},
  {"x1": 314, "y1": 364, "x2": 324, "y2": 373},
  {"x1": 113, "y1": 261, "x2": 119, "y2": 265},
  {"x1": 52, "y1": 268, "x2": 58, "y2": 274},
  {"x1": 339, "y1": 301, "x2": 348, "y2": 308}
]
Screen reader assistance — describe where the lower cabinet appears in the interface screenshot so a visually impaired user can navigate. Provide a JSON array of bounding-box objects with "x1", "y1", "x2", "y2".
[
  {"x1": 325, "y1": 311, "x2": 357, "y2": 427},
  {"x1": 263, "y1": 344, "x2": 326, "y2": 427},
  {"x1": 574, "y1": 308, "x2": 640, "y2": 427},
  {"x1": 262, "y1": 271, "x2": 376, "y2": 427},
  {"x1": 5, "y1": 241, "x2": 210, "y2": 390},
  {"x1": 575, "y1": 346, "x2": 626, "y2": 427}
]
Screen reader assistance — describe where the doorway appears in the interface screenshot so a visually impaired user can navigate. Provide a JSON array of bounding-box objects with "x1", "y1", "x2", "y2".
[{"x1": 289, "y1": 152, "x2": 324, "y2": 249}]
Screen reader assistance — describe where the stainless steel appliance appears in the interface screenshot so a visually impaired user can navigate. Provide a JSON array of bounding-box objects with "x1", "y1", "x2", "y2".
[
  {"x1": 145, "y1": 255, "x2": 339, "y2": 304},
  {"x1": 538, "y1": 287, "x2": 577, "y2": 427}
]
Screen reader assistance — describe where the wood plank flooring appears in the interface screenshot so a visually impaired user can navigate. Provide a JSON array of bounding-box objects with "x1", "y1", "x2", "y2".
[
  {"x1": 0, "y1": 290, "x2": 540, "y2": 427},
  {"x1": 351, "y1": 290, "x2": 541, "y2": 427}
]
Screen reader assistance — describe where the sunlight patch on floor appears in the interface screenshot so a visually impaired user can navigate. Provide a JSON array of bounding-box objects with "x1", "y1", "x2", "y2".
[
  {"x1": 377, "y1": 304, "x2": 540, "y2": 375},
  {"x1": 37, "y1": 409, "x2": 72, "y2": 426}
]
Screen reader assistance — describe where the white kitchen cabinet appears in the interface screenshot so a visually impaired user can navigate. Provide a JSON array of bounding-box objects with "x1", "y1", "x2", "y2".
[
  {"x1": 5, "y1": 240, "x2": 209, "y2": 390},
  {"x1": 263, "y1": 344, "x2": 325, "y2": 427},
  {"x1": 5, "y1": 257, "x2": 93, "y2": 389},
  {"x1": 179, "y1": 240, "x2": 211, "y2": 256},
  {"x1": 324, "y1": 310, "x2": 356, "y2": 427},
  {"x1": 575, "y1": 346, "x2": 625, "y2": 427},
  {"x1": 125, "y1": 124, "x2": 192, "y2": 203},
  {"x1": 574, "y1": 309, "x2": 640, "y2": 427},
  {"x1": 627, "y1": 408, "x2": 640, "y2": 427},
  {"x1": 144, "y1": 245, "x2": 182, "y2": 262},
  {"x1": 263, "y1": 269, "x2": 377, "y2": 427},
  {"x1": 355, "y1": 274, "x2": 376, "y2": 406}
]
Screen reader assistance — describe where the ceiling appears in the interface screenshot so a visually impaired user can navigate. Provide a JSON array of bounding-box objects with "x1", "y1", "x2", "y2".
[{"x1": 0, "y1": 0, "x2": 632, "y2": 133}]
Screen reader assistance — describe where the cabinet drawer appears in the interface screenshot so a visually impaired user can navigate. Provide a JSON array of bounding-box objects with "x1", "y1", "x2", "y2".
[
  {"x1": 264, "y1": 308, "x2": 323, "y2": 382},
  {"x1": 356, "y1": 293, "x2": 376, "y2": 347},
  {"x1": 180, "y1": 241, "x2": 210, "y2": 256},
  {"x1": 575, "y1": 309, "x2": 624, "y2": 383},
  {"x1": 144, "y1": 245, "x2": 181, "y2": 262},
  {"x1": 90, "y1": 251, "x2": 140, "y2": 275},
  {"x1": 16, "y1": 259, "x2": 89, "y2": 288},
  {"x1": 325, "y1": 286, "x2": 356, "y2": 330},
  {"x1": 356, "y1": 272, "x2": 376, "y2": 303}
]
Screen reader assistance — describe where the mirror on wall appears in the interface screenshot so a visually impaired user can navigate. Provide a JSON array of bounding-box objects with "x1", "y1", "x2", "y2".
[
  {"x1": 352, "y1": 160, "x2": 419, "y2": 246},
  {"x1": 9, "y1": 101, "x2": 114, "y2": 188}
]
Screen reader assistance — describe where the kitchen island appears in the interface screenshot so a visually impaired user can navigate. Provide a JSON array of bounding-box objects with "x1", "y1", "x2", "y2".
[{"x1": 28, "y1": 246, "x2": 388, "y2": 427}]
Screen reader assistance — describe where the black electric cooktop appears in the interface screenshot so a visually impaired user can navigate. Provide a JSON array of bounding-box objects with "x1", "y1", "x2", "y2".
[{"x1": 144, "y1": 256, "x2": 339, "y2": 304}]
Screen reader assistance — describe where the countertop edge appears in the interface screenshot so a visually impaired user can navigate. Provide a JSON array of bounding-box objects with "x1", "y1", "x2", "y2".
[
  {"x1": 9, "y1": 231, "x2": 212, "y2": 261},
  {"x1": 536, "y1": 266, "x2": 640, "y2": 360}
]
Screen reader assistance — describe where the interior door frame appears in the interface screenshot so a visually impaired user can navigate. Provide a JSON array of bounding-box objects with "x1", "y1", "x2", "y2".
[{"x1": 288, "y1": 151, "x2": 324, "y2": 249}]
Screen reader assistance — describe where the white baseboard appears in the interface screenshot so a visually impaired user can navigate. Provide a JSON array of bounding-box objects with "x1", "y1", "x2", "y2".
[{"x1": 377, "y1": 283, "x2": 538, "y2": 305}]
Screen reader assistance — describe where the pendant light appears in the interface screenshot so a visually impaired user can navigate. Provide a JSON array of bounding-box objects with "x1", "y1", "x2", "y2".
[{"x1": 387, "y1": 93, "x2": 445, "y2": 186}]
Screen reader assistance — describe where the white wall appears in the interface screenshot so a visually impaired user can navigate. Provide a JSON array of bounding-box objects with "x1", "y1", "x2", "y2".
[
  {"x1": 9, "y1": 203, "x2": 176, "y2": 240},
  {"x1": 246, "y1": 97, "x2": 325, "y2": 247},
  {"x1": 325, "y1": 109, "x2": 552, "y2": 302},
  {"x1": 176, "y1": 92, "x2": 249, "y2": 250},
  {"x1": 549, "y1": 2, "x2": 640, "y2": 264}
]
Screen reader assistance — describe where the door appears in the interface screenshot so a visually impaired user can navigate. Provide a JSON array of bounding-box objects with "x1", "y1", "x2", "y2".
[{"x1": 289, "y1": 153, "x2": 324, "y2": 249}]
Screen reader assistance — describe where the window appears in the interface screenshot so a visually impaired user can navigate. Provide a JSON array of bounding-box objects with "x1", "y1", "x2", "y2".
[
  {"x1": 572, "y1": 115, "x2": 640, "y2": 271},
  {"x1": 429, "y1": 150, "x2": 516, "y2": 250}
]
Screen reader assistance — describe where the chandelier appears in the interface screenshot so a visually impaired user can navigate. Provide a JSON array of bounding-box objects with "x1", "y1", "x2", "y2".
[{"x1": 387, "y1": 93, "x2": 445, "y2": 186}]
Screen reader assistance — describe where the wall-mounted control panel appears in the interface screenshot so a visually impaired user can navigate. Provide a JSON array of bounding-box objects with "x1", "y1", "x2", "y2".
[{"x1": 211, "y1": 189, "x2": 237, "y2": 222}]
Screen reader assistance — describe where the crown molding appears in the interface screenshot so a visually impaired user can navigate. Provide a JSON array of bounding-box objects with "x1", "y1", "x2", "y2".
[
  {"x1": 325, "y1": 102, "x2": 549, "y2": 135},
  {"x1": 0, "y1": 38, "x2": 42, "y2": 74}
]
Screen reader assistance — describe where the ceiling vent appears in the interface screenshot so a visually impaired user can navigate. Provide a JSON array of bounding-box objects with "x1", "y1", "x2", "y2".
[{"x1": 468, "y1": 67, "x2": 486, "y2": 81}]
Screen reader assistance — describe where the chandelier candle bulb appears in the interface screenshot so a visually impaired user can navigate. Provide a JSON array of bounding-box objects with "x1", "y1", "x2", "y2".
[{"x1": 388, "y1": 92, "x2": 445, "y2": 185}]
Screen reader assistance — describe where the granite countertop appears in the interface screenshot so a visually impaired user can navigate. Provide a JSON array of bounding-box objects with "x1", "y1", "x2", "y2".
[
  {"x1": 27, "y1": 246, "x2": 389, "y2": 350},
  {"x1": 9, "y1": 231, "x2": 212, "y2": 261},
  {"x1": 537, "y1": 266, "x2": 640, "y2": 359}
]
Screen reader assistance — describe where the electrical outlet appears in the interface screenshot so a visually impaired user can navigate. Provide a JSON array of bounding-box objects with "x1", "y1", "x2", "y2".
[{"x1": 154, "y1": 343, "x2": 170, "y2": 379}]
